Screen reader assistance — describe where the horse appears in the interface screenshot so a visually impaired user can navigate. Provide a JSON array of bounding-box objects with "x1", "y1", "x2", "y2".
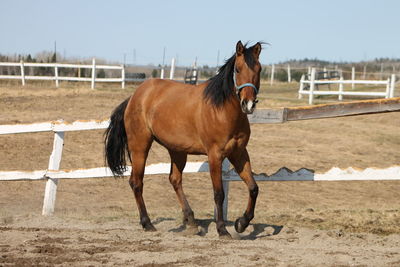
[{"x1": 104, "y1": 41, "x2": 263, "y2": 238}]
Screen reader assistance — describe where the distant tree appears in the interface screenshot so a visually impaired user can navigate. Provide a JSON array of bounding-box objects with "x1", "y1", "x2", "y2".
[
  {"x1": 201, "y1": 70, "x2": 213, "y2": 79},
  {"x1": 275, "y1": 69, "x2": 288, "y2": 82},
  {"x1": 291, "y1": 71, "x2": 305, "y2": 82},
  {"x1": 151, "y1": 69, "x2": 158, "y2": 78},
  {"x1": 51, "y1": 53, "x2": 57, "y2": 63},
  {"x1": 260, "y1": 68, "x2": 268, "y2": 80},
  {"x1": 97, "y1": 69, "x2": 106, "y2": 78}
]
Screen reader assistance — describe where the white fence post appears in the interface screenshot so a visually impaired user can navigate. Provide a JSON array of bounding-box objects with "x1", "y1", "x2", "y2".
[
  {"x1": 121, "y1": 64, "x2": 125, "y2": 89},
  {"x1": 42, "y1": 131, "x2": 64, "y2": 216},
  {"x1": 351, "y1": 67, "x2": 355, "y2": 89},
  {"x1": 298, "y1": 74, "x2": 305, "y2": 99},
  {"x1": 338, "y1": 76, "x2": 344, "y2": 101},
  {"x1": 20, "y1": 60, "x2": 25, "y2": 86},
  {"x1": 91, "y1": 58, "x2": 96, "y2": 89},
  {"x1": 287, "y1": 64, "x2": 291, "y2": 83},
  {"x1": 323, "y1": 67, "x2": 327, "y2": 78},
  {"x1": 390, "y1": 74, "x2": 396, "y2": 98},
  {"x1": 55, "y1": 64, "x2": 59, "y2": 88},
  {"x1": 160, "y1": 67, "x2": 165, "y2": 79},
  {"x1": 309, "y1": 68, "x2": 316, "y2": 105},
  {"x1": 386, "y1": 78, "x2": 391, "y2": 98},
  {"x1": 169, "y1": 58, "x2": 175, "y2": 80},
  {"x1": 270, "y1": 64, "x2": 275, "y2": 85}
]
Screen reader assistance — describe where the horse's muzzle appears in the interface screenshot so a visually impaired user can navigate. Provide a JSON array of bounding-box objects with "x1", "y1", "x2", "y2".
[{"x1": 240, "y1": 99, "x2": 257, "y2": 114}]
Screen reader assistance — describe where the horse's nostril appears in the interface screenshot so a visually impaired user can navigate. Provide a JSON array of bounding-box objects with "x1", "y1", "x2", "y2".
[{"x1": 241, "y1": 100, "x2": 247, "y2": 109}]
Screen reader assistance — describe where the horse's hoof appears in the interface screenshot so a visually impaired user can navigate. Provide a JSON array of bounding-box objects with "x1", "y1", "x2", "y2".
[
  {"x1": 217, "y1": 226, "x2": 232, "y2": 239},
  {"x1": 143, "y1": 223, "x2": 157, "y2": 232},
  {"x1": 219, "y1": 231, "x2": 232, "y2": 240},
  {"x1": 235, "y1": 217, "x2": 249, "y2": 233}
]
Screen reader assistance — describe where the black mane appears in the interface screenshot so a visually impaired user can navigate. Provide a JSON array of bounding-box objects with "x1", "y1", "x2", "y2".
[{"x1": 203, "y1": 43, "x2": 259, "y2": 107}]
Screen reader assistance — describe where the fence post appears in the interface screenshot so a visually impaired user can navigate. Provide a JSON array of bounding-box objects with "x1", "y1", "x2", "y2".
[
  {"x1": 270, "y1": 64, "x2": 275, "y2": 85},
  {"x1": 42, "y1": 131, "x2": 64, "y2": 216},
  {"x1": 169, "y1": 57, "x2": 175, "y2": 80},
  {"x1": 160, "y1": 67, "x2": 165, "y2": 79},
  {"x1": 298, "y1": 74, "x2": 305, "y2": 99},
  {"x1": 309, "y1": 68, "x2": 316, "y2": 105},
  {"x1": 351, "y1": 67, "x2": 355, "y2": 89},
  {"x1": 91, "y1": 58, "x2": 96, "y2": 89},
  {"x1": 338, "y1": 76, "x2": 344, "y2": 101},
  {"x1": 55, "y1": 64, "x2": 59, "y2": 88},
  {"x1": 287, "y1": 64, "x2": 291, "y2": 83},
  {"x1": 390, "y1": 74, "x2": 396, "y2": 98},
  {"x1": 121, "y1": 65, "x2": 125, "y2": 89},
  {"x1": 20, "y1": 60, "x2": 25, "y2": 86},
  {"x1": 323, "y1": 67, "x2": 327, "y2": 78},
  {"x1": 385, "y1": 78, "x2": 391, "y2": 98}
]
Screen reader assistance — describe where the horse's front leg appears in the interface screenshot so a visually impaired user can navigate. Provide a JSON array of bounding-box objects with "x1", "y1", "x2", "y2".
[
  {"x1": 208, "y1": 150, "x2": 231, "y2": 238},
  {"x1": 228, "y1": 148, "x2": 258, "y2": 233}
]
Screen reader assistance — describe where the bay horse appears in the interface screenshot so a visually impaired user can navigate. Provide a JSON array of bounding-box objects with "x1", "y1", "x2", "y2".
[{"x1": 105, "y1": 41, "x2": 262, "y2": 238}]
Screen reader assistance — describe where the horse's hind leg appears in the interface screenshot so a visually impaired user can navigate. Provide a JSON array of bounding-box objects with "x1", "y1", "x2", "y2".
[
  {"x1": 168, "y1": 150, "x2": 196, "y2": 227},
  {"x1": 127, "y1": 132, "x2": 156, "y2": 231}
]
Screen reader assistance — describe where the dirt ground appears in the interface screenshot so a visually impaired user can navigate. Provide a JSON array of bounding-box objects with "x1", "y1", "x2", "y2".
[{"x1": 0, "y1": 82, "x2": 399, "y2": 266}]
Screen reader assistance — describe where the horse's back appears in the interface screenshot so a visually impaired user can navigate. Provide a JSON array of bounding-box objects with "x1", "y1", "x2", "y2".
[{"x1": 127, "y1": 78, "x2": 207, "y2": 154}]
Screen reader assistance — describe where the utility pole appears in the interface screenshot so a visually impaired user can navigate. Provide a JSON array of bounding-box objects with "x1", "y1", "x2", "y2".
[
  {"x1": 162, "y1": 47, "x2": 166, "y2": 66},
  {"x1": 54, "y1": 41, "x2": 57, "y2": 62},
  {"x1": 217, "y1": 49, "x2": 219, "y2": 72},
  {"x1": 160, "y1": 47, "x2": 166, "y2": 79}
]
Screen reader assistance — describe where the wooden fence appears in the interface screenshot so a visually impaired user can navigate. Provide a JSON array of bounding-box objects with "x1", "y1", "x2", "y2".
[
  {"x1": 298, "y1": 68, "x2": 396, "y2": 104},
  {"x1": 1, "y1": 98, "x2": 400, "y2": 220},
  {"x1": 0, "y1": 59, "x2": 145, "y2": 89}
]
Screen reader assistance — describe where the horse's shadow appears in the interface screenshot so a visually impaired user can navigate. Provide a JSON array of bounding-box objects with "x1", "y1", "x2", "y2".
[
  {"x1": 239, "y1": 223, "x2": 283, "y2": 240},
  {"x1": 167, "y1": 218, "x2": 283, "y2": 240}
]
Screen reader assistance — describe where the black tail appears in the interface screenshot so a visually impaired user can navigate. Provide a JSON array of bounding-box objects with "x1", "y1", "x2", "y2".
[{"x1": 104, "y1": 97, "x2": 130, "y2": 176}]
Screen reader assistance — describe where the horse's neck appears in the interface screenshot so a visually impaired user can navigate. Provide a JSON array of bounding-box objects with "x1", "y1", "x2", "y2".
[{"x1": 218, "y1": 94, "x2": 247, "y2": 124}]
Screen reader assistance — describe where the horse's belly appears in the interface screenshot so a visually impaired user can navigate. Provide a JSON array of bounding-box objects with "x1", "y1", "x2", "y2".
[{"x1": 154, "y1": 132, "x2": 206, "y2": 154}]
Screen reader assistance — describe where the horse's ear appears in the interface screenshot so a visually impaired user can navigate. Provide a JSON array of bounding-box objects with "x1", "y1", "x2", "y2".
[
  {"x1": 252, "y1": 42, "x2": 262, "y2": 59},
  {"x1": 236, "y1": 40, "x2": 244, "y2": 56}
]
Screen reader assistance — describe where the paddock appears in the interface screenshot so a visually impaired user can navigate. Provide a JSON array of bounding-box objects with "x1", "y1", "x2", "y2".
[{"x1": 0, "y1": 84, "x2": 399, "y2": 266}]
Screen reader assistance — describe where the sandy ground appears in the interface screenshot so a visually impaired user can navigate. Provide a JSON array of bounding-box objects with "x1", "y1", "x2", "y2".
[{"x1": 0, "y1": 82, "x2": 399, "y2": 266}]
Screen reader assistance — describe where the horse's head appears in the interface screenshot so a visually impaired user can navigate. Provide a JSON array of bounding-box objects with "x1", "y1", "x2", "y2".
[{"x1": 234, "y1": 41, "x2": 262, "y2": 114}]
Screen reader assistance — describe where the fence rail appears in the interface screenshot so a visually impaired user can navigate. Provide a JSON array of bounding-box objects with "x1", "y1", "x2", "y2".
[
  {"x1": 298, "y1": 68, "x2": 396, "y2": 104},
  {"x1": 0, "y1": 59, "x2": 145, "y2": 89},
  {"x1": 1, "y1": 99, "x2": 400, "y2": 219}
]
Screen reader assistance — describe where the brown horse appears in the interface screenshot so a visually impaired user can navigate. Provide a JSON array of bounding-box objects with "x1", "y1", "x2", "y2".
[{"x1": 105, "y1": 41, "x2": 262, "y2": 238}]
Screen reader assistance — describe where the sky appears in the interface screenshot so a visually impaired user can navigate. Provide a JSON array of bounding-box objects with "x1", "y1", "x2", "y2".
[{"x1": 0, "y1": 0, "x2": 399, "y2": 66}]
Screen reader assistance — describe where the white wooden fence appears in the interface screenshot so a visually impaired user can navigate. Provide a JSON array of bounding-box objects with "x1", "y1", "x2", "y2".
[
  {"x1": 1, "y1": 116, "x2": 399, "y2": 220},
  {"x1": 299, "y1": 68, "x2": 396, "y2": 105},
  {"x1": 0, "y1": 59, "x2": 145, "y2": 89}
]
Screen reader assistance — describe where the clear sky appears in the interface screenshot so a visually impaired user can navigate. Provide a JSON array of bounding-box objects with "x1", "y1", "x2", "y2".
[{"x1": 1, "y1": 0, "x2": 399, "y2": 66}]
